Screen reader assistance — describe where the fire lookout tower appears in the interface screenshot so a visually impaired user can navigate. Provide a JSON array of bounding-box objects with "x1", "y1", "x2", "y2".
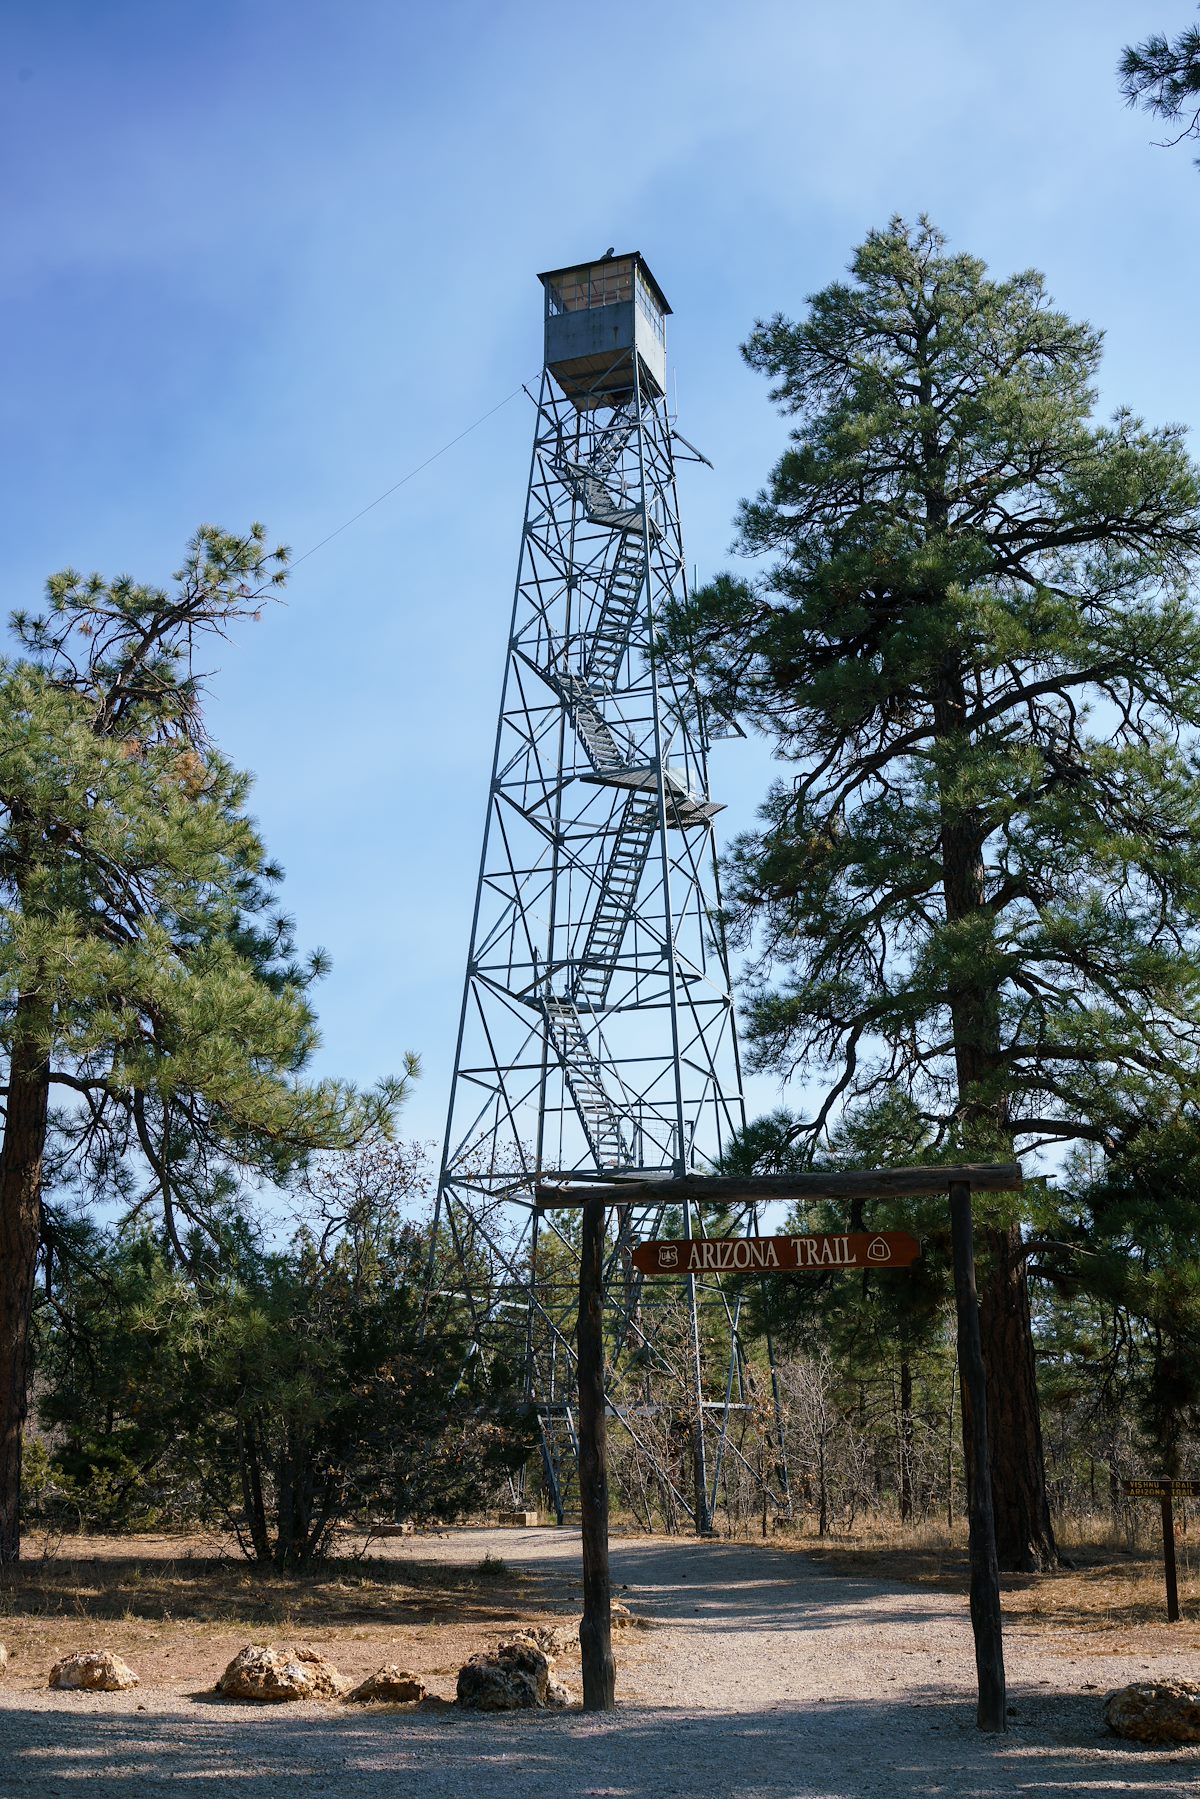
[{"x1": 434, "y1": 253, "x2": 772, "y2": 1529}]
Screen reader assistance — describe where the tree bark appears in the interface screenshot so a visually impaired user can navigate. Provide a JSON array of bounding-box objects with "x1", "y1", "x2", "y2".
[
  {"x1": 978, "y1": 1221, "x2": 1057, "y2": 1570},
  {"x1": 0, "y1": 987, "x2": 52, "y2": 1563},
  {"x1": 932, "y1": 654, "x2": 1058, "y2": 1572},
  {"x1": 238, "y1": 1416, "x2": 271, "y2": 1562},
  {"x1": 899, "y1": 1357, "x2": 914, "y2": 1523}
]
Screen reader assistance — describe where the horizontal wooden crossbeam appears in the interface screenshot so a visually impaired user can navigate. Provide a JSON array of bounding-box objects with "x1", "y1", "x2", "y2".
[{"x1": 535, "y1": 1162, "x2": 1024, "y2": 1209}]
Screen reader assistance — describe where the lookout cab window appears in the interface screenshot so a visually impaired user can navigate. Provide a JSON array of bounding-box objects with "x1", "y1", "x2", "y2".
[{"x1": 540, "y1": 253, "x2": 670, "y2": 407}]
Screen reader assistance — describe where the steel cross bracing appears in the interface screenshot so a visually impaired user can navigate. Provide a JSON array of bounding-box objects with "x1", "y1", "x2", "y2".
[{"x1": 435, "y1": 358, "x2": 788, "y2": 1531}]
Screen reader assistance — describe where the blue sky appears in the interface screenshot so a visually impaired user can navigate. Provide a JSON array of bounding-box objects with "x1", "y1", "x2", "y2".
[{"x1": 4, "y1": 0, "x2": 1198, "y2": 1150}]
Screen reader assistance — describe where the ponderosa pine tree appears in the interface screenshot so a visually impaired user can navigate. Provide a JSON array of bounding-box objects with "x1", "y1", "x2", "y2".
[
  {"x1": 664, "y1": 219, "x2": 1200, "y2": 1569},
  {"x1": 1043, "y1": 1122, "x2": 1200, "y2": 1478},
  {"x1": 1121, "y1": 10, "x2": 1200, "y2": 158},
  {"x1": 0, "y1": 526, "x2": 402, "y2": 1560}
]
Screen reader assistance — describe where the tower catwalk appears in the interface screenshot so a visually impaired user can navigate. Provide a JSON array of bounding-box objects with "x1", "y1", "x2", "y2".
[{"x1": 435, "y1": 253, "x2": 785, "y2": 1531}]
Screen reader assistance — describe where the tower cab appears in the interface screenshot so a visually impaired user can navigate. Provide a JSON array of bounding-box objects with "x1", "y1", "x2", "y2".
[{"x1": 538, "y1": 253, "x2": 670, "y2": 408}]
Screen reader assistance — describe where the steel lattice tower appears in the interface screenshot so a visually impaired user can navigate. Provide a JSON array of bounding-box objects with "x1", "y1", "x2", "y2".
[{"x1": 436, "y1": 253, "x2": 773, "y2": 1531}]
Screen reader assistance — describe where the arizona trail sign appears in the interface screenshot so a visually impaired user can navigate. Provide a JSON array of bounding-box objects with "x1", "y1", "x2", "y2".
[
  {"x1": 541, "y1": 1161, "x2": 1023, "y2": 1731},
  {"x1": 631, "y1": 1229, "x2": 921, "y2": 1276}
]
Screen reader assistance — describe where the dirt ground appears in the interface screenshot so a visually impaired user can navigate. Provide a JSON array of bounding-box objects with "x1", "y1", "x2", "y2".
[
  {"x1": 1, "y1": 1523, "x2": 1198, "y2": 1797},
  {"x1": 0, "y1": 1527, "x2": 598, "y2": 1700}
]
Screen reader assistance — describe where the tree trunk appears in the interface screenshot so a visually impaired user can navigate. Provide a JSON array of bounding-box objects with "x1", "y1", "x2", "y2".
[
  {"x1": 946, "y1": 1354, "x2": 956, "y2": 1529},
  {"x1": 0, "y1": 988, "x2": 52, "y2": 1563},
  {"x1": 932, "y1": 654, "x2": 1058, "y2": 1572},
  {"x1": 899, "y1": 1357, "x2": 914, "y2": 1523},
  {"x1": 817, "y1": 1433, "x2": 829, "y2": 1535},
  {"x1": 273, "y1": 1429, "x2": 316, "y2": 1568},
  {"x1": 238, "y1": 1416, "x2": 270, "y2": 1562},
  {"x1": 978, "y1": 1221, "x2": 1057, "y2": 1570}
]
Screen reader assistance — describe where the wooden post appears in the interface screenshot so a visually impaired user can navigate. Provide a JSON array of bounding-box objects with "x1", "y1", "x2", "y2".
[
  {"x1": 537, "y1": 1162, "x2": 1023, "y2": 1209},
  {"x1": 1122, "y1": 1478, "x2": 1198, "y2": 1617},
  {"x1": 948, "y1": 1179, "x2": 1007, "y2": 1733},
  {"x1": 577, "y1": 1196, "x2": 616, "y2": 1709},
  {"x1": 1161, "y1": 1491, "x2": 1180, "y2": 1623}
]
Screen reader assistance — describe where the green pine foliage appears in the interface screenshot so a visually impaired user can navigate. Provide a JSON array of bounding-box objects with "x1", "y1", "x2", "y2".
[
  {"x1": 665, "y1": 219, "x2": 1200, "y2": 1159},
  {"x1": 750, "y1": 1097, "x2": 950, "y2": 1346},
  {"x1": 2, "y1": 525, "x2": 402, "y2": 1226},
  {"x1": 1040, "y1": 1124, "x2": 1200, "y2": 1479},
  {"x1": 35, "y1": 1147, "x2": 533, "y2": 1563},
  {"x1": 1120, "y1": 11, "x2": 1200, "y2": 158},
  {"x1": 0, "y1": 526, "x2": 407, "y2": 1560},
  {"x1": 662, "y1": 218, "x2": 1200, "y2": 1567}
]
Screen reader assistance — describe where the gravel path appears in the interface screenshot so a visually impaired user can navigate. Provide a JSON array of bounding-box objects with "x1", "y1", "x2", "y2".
[{"x1": 2, "y1": 1526, "x2": 1197, "y2": 1797}]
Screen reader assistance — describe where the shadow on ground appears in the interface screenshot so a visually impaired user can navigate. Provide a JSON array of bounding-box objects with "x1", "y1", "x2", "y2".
[
  {"x1": 1, "y1": 1690, "x2": 1196, "y2": 1799},
  {"x1": 0, "y1": 1552, "x2": 544, "y2": 1629},
  {"x1": 597, "y1": 1537, "x2": 970, "y2": 1636}
]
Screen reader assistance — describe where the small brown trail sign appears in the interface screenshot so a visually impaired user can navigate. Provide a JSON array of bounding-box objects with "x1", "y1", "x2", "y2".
[
  {"x1": 630, "y1": 1230, "x2": 921, "y2": 1276},
  {"x1": 1122, "y1": 1477, "x2": 1198, "y2": 1621}
]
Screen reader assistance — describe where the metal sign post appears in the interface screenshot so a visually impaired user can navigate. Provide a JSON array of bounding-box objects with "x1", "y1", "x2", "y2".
[{"x1": 1122, "y1": 1477, "x2": 1200, "y2": 1622}]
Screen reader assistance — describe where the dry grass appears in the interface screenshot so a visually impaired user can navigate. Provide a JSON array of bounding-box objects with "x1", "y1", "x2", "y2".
[
  {"x1": 770, "y1": 1510, "x2": 1200, "y2": 1650},
  {"x1": 0, "y1": 1530, "x2": 581, "y2": 1698}
]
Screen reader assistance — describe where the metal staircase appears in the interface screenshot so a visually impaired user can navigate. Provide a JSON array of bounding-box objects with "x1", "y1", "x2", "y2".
[
  {"x1": 588, "y1": 406, "x2": 639, "y2": 477},
  {"x1": 556, "y1": 406, "x2": 646, "y2": 529},
  {"x1": 557, "y1": 410, "x2": 660, "y2": 696},
  {"x1": 584, "y1": 530, "x2": 650, "y2": 692},
  {"x1": 558, "y1": 459, "x2": 646, "y2": 533},
  {"x1": 543, "y1": 420, "x2": 716, "y2": 1165},
  {"x1": 547, "y1": 671, "x2": 630, "y2": 778},
  {"x1": 573, "y1": 799, "x2": 658, "y2": 1009},
  {"x1": 545, "y1": 418, "x2": 662, "y2": 783},
  {"x1": 543, "y1": 996, "x2": 632, "y2": 1168}
]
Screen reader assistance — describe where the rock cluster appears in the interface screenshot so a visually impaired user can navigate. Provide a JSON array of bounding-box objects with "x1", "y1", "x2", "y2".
[
  {"x1": 49, "y1": 1651, "x2": 139, "y2": 1692},
  {"x1": 216, "y1": 1645, "x2": 349, "y2": 1703},
  {"x1": 1104, "y1": 1680, "x2": 1200, "y2": 1745},
  {"x1": 456, "y1": 1637, "x2": 573, "y2": 1711},
  {"x1": 346, "y1": 1666, "x2": 426, "y2": 1704},
  {"x1": 38, "y1": 1630, "x2": 583, "y2": 1715}
]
